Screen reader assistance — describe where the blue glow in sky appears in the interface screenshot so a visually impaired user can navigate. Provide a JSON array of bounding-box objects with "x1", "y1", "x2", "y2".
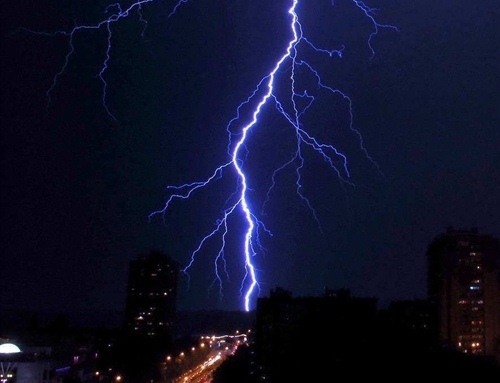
[{"x1": 1, "y1": 0, "x2": 498, "y2": 314}]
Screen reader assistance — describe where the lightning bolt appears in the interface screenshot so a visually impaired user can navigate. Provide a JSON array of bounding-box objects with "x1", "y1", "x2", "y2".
[
  {"x1": 151, "y1": 0, "x2": 397, "y2": 311},
  {"x1": 18, "y1": 0, "x2": 155, "y2": 119},
  {"x1": 22, "y1": 0, "x2": 397, "y2": 312}
]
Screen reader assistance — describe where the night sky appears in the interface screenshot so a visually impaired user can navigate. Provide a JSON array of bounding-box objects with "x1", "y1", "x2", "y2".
[{"x1": 1, "y1": 0, "x2": 498, "y2": 314}]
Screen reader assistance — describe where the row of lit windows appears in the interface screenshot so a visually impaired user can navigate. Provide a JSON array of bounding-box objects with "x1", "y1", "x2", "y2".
[
  {"x1": 458, "y1": 299, "x2": 484, "y2": 305},
  {"x1": 129, "y1": 291, "x2": 171, "y2": 296},
  {"x1": 133, "y1": 321, "x2": 168, "y2": 331},
  {"x1": 134, "y1": 308, "x2": 158, "y2": 318},
  {"x1": 470, "y1": 320, "x2": 483, "y2": 326},
  {"x1": 138, "y1": 267, "x2": 174, "y2": 275},
  {"x1": 459, "y1": 334, "x2": 484, "y2": 341}
]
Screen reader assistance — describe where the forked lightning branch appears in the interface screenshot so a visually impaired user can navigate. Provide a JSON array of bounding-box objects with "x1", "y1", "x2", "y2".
[{"x1": 23, "y1": 0, "x2": 397, "y2": 311}]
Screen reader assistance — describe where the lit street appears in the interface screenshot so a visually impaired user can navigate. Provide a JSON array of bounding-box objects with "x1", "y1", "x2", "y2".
[{"x1": 163, "y1": 332, "x2": 249, "y2": 383}]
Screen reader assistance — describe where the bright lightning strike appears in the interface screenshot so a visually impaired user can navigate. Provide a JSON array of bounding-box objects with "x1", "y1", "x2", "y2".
[
  {"x1": 151, "y1": 0, "x2": 396, "y2": 311},
  {"x1": 22, "y1": 0, "x2": 397, "y2": 312}
]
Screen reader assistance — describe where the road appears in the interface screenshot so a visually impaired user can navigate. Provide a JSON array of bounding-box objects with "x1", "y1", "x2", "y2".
[{"x1": 165, "y1": 332, "x2": 249, "y2": 383}]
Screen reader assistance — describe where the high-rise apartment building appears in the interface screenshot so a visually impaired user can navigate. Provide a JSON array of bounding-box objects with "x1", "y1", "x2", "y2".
[
  {"x1": 427, "y1": 227, "x2": 500, "y2": 361},
  {"x1": 124, "y1": 250, "x2": 179, "y2": 340}
]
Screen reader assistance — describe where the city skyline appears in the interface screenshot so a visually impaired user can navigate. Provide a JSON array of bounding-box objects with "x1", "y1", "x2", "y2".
[{"x1": 1, "y1": 0, "x2": 498, "y2": 314}]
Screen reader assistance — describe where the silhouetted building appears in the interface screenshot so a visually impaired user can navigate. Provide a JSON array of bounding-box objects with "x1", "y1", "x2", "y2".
[
  {"x1": 378, "y1": 298, "x2": 437, "y2": 354},
  {"x1": 427, "y1": 227, "x2": 500, "y2": 362},
  {"x1": 254, "y1": 287, "x2": 378, "y2": 380},
  {"x1": 383, "y1": 299, "x2": 434, "y2": 336},
  {"x1": 124, "y1": 251, "x2": 179, "y2": 342}
]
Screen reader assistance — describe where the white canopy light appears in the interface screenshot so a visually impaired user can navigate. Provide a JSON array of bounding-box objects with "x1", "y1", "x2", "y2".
[{"x1": 0, "y1": 343, "x2": 21, "y2": 354}]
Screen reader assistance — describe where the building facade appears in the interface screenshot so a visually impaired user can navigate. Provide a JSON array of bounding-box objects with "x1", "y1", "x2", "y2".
[
  {"x1": 124, "y1": 251, "x2": 179, "y2": 341},
  {"x1": 0, "y1": 341, "x2": 98, "y2": 383},
  {"x1": 427, "y1": 227, "x2": 500, "y2": 361}
]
